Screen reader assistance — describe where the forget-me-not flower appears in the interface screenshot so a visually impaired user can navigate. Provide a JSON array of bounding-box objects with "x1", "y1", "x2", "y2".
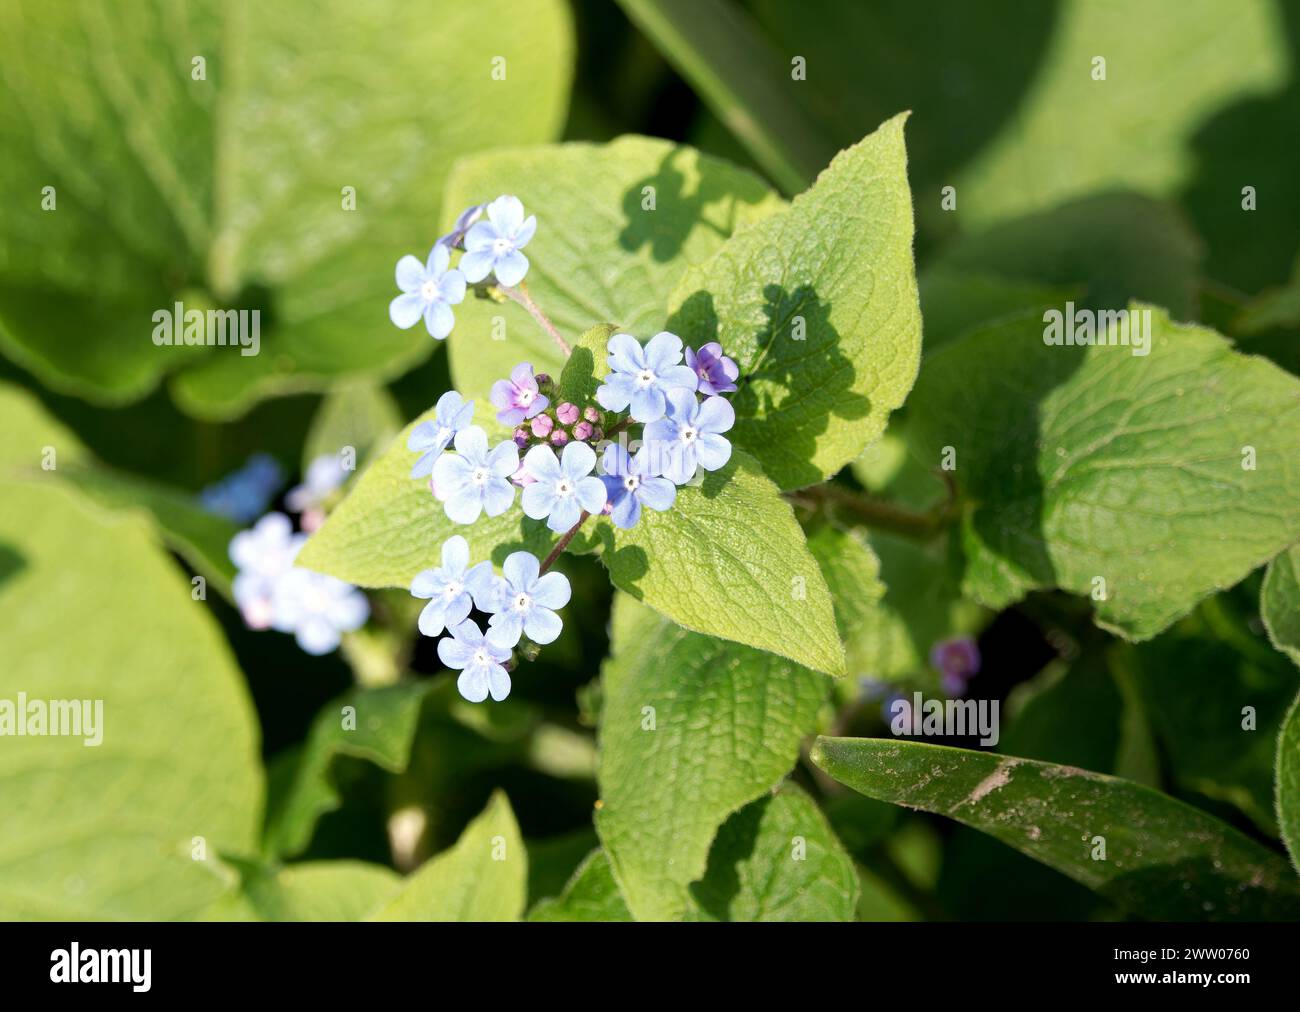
[
  {"x1": 644, "y1": 389, "x2": 735, "y2": 485},
  {"x1": 271, "y1": 567, "x2": 369, "y2": 655},
  {"x1": 408, "y1": 390, "x2": 475, "y2": 479},
  {"x1": 460, "y1": 195, "x2": 536, "y2": 287},
  {"x1": 600, "y1": 444, "x2": 676, "y2": 530},
  {"x1": 390, "y1": 243, "x2": 467, "y2": 340},
  {"x1": 230, "y1": 512, "x2": 305, "y2": 629},
  {"x1": 286, "y1": 453, "x2": 348, "y2": 513},
  {"x1": 595, "y1": 331, "x2": 698, "y2": 423},
  {"x1": 685, "y1": 342, "x2": 740, "y2": 396},
  {"x1": 409, "y1": 535, "x2": 498, "y2": 637},
  {"x1": 520, "y1": 441, "x2": 608, "y2": 532},
  {"x1": 484, "y1": 551, "x2": 571, "y2": 648},
  {"x1": 439, "y1": 619, "x2": 514, "y2": 702},
  {"x1": 200, "y1": 453, "x2": 284, "y2": 524},
  {"x1": 437, "y1": 203, "x2": 485, "y2": 250},
  {"x1": 431, "y1": 426, "x2": 520, "y2": 523},
  {"x1": 491, "y1": 362, "x2": 549, "y2": 426}
]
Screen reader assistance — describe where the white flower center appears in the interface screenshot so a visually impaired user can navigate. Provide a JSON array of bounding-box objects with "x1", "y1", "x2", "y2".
[
  {"x1": 512, "y1": 592, "x2": 532, "y2": 613},
  {"x1": 555, "y1": 478, "x2": 573, "y2": 497},
  {"x1": 304, "y1": 585, "x2": 331, "y2": 613},
  {"x1": 492, "y1": 237, "x2": 514, "y2": 256},
  {"x1": 437, "y1": 425, "x2": 452, "y2": 444},
  {"x1": 518, "y1": 388, "x2": 534, "y2": 405},
  {"x1": 681, "y1": 425, "x2": 698, "y2": 444},
  {"x1": 444, "y1": 581, "x2": 462, "y2": 600},
  {"x1": 624, "y1": 475, "x2": 640, "y2": 492},
  {"x1": 471, "y1": 467, "x2": 489, "y2": 485},
  {"x1": 473, "y1": 648, "x2": 490, "y2": 666},
  {"x1": 635, "y1": 368, "x2": 657, "y2": 388},
  {"x1": 420, "y1": 278, "x2": 440, "y2": 301}
]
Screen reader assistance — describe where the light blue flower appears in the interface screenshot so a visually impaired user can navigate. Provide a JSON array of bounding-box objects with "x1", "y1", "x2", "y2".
[
  {"x1": 595, "y1": 331, "x2": 698, "y2": 423},
  {"x1": 438, "y1": 619, "x2": 514, "y2": 702},
  {"x1": 643, "y1": 389, "x2": 735, "y2": 484},
  {"x1": 286, "y1": 453, "x2": 348, "y2": 513},
  {"x1": 408, "y1": 391, "x2": 475, "y2": 479},
  {"x1": 437, "y1": 203, "x2": 485, "y2": 250},
  {"x1": 431, "y1": 426, "x2": 520, "y2": 524},
  {"x1": 271, "y1": 567, "x2": 369, "y2": 655},
  {"x1": 599, "y1": 444, "x2": 676, "y2": 529},
  {"x1": 409, "y1": 535, "x2": 498, "y2": 637},
  {"x1": 460, "y1": 195, "x2": 536, "y2": 287},
  {"x1": 520, "y1": 441, "x2": 608, "y2": 532},
  {"x1": 390, "y1": 243, "x2": 467, "y2": 340},
  {"x1": 200, "y1": 453, "x2": 284, "y2": 524},
  {"x1": 485, "y1": 551, "x2": 571, "y2": 648},
  {"x1": 229, "y1": 512, "x2": 305, "y2": 629}
]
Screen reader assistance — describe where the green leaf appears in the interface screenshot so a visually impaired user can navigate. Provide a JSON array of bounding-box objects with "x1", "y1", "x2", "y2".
[
  {"x1": 442, "y1": 136, "x2": 783, "y2": 422},
  {"x1": 556, "y1": 324, "x2": 618, "y2": 408},
  {"x1": 296, "y1": 407, "x2": 552, "y2": 588},
  {"x1": 1262, "y1": 545, "x2": 1300, "y2": 667},
  {"x1": 0, "y1": 381, "x2": 88, "y2": 471},
  {"x1": 811, "y1": 737, "x2": 1300, "y2": 921},
  {"x1": 613, "y1": 0, "x2": 837, "y2": 195},
  {"x1": 690, "y1": 784, "x2": 858, "y2": 921},
  {"x1": 372, "y1": 791, "x2": 526, "y2": 921},
  {"x1": 527, "y1": 849, "x2": 633, "y2": 922},
  {"x1": 302, "y1": 381, "x2": 402, "y2": 474},
  {"x1": 668, "y1": 114, "x2": 922, "y2": 491},
  {"x1": 1278, "y1": 692, "x2": 1300, "y2": 873},
  {"x1": 909, "y1": 305, "x2": 1300, "y2": 640},
  {"x1": 601, "y1": 450, "x2": 845, "y2": 675},
  {"x1": 0, "y1": 0, "x2": 573, "y2": 414},
  {"x1": 0, "y1": 479, "x2": 262, "y2": 919},
  {"x1": 595, "y1": 595, "x2": 829, "y2": 920},
  {"x1": 263, "y1": 681, "x2": 432, "y2": 858},
  {"x1": 953, "y1": 0, "x2": 1287, "y2": 227},
  {"x1": 206, "y1": 860, "x2": 401, "y2": 922}
]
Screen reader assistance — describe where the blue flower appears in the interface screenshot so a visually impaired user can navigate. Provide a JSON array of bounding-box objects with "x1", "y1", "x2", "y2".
[
  {"x1": 644, "y1": 389, "x2": 735, "y2": 485},
  {"x1": 484, "y1": 551, "x2": 571, "y2": 648},
  {"x1": 408, "y1": 390, "x2": 475, "y2": 479},
  {"x1": 437, "y1": 203, "x2": 485, "y2": 250},
  {"x1": 390, "y1": 243, "x2": 467, "y2": 339},
  {"x1": 200, "y1": 453, "x2": 284, "y2": 524},
  {"x1": 271, "y1": 567, "x2": 369, "y2": 656},
  {"x1": 460, "y1": 195, "x2": 536, "y2": 287},
  {"x1": 595, "y1": 331, "x2": 698, "y2": 423},
  {"x1": 438, "y1": 619, "x2": 514, "y2": 702},
  {"x1": 286, "y1": 453, "x2": 349, "y2": 513},
  {"x1": 409, "y1": 535, "x2": 499, "y2": 637},
  {"x1": 520, "y1": 441, "x2": 608, "y2": 532},
  {"x1": 600, "y1": 444, "x2": 676, "y2": 529},
  {"x1": 431, "y1": 426, "x2": 520, "y2": 523},
  {"x1": 229, "y1": 512, "x2": 305, "y2": 629}
]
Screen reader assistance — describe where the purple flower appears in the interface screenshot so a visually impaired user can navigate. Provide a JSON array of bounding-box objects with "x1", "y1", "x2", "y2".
[
  {"x1": 390, "y1": 244, "x2": 467, "y2": 340},
  {"x1": 600, "y1": 444, "x2": 676, "y2": 529},
  {"x1": 437, "y1": 203, "x2": 485, "y2": 250},
  {"x1": 460, "y1": 195, "x2": 536, "y2": 287},
  {"x1": 491, "y1": 362, "x2": 549, "y2": 426},
  {"x1": 644, "y1": 389, "x2": 735, "y2": 485},
  {"x1": 595, "y1": 331, "x2": 699, "y2": 423},
  {"x1": 438, "y1": 619, "x2": 514, "y2": 703},
  {"x1": 931, "y1": 635, "x2": 981, "y2": 693},
  {"x1": 686, "y1": 342, "x2": 739, "y2": 395}
]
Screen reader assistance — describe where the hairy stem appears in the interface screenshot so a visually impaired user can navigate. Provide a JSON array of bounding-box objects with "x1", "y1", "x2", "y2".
[
  {"x1": 499, "y1": 282, "x2": 570, "y2": 357},
  {"x1": 790, "y1": 481, "x2": 958, "y2": 539},
  {"x1": 540, "y1": 511, "x2": 590, "y2": 573}
]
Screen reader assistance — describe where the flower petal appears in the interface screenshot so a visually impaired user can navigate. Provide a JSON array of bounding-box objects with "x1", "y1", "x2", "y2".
[
  {"x1": 480, "y1": 476, "x2": 516, "y2": 517},
  {"x1": 487, "y1": 440, "x2": 521, "y2": 477},
  {"x1": 456, "y1": 665, "x2": 490, "y2": 703},
  {"x1": 523, "y1": 444, "x2": 562, "y2": 482},
  {"x1": 426, "y1": 243, "x2": 451, "y2": 277},
  {"x1": 521, "y1": 481, "x2": 558, "y2": 521},
  {"x1": 610, "y1": 491, "x2": 642, "y2": 529},
  {"x1": 389, "y1": 292, "x2": 424, "y2": 329},
  {"x1": 297, "y1": 617, "x2": 341, "y2": 656},
  {"x1": 453, "y1": 426, "x2": 489, "y2": 461},
  {"x1": 441, "y1": 534, "x2": 470, "y2": 573},
  {"x1": 695, "y1": 432, "x2": 732, "y2": 472},
  {"x1": 494, "y1": 249, "x2": 529, "y2": 287},
  {"x1": 559, "y1": 440, "x2": 596, "y2": 479},
  {"x1": 576, "y1": 475, "x2": 609, "y2": 515},
  {"x1": 637, "y1": 476, "x2": 677, "y2": 512},
  {"x1": 512, "y1": 215, "x2": 537, "y2": 248},
  {"x1": 524, "y1": 606, "x2": 563, "y2": 645},
  {"x1": 595, "y1": 372, "x2": 636, "y2": 412},
  {"x1": 409, "y1": 568, "x2": 442, "y2": 599},
  {"x1": 466, "y1": 562, "x2": 504, "y2": 612},
  {"x1": 658, "y1": 364, "x2": 700, "y2": 391},
  {"x1": 546, "y1": 495, "x2": 581, "y2": 532},
  {"x1": 630, "y1": 385, "x2": 666, "y2": 423},
  {"x1": 696, "y1": 395, "x2": 735, "y2": 433},
  {"x1": 486, "y1": 663, "x2": 512, "y2": 702},
  {"x1": 459, "y1": 247, "x2": 495, "y2": 283},
  {"x1": 444, "y1": 488, "x2": 484, "y2": 525},
  {"x1": 531, "y1": 570, "x2": 572, "y2": 610},
  {"x1": 502, "y1": 550, "x2": 540, "y2": 590},
  {"x1": 606, "y1": 332, "x2": 645, "y2": 374},
  {"x1": 424, "y1": 300, "x2": 454, "y2": 340},
  {"x1": 418, "y1": 598, "x2": 450, "y2": 637},
  {"x1": 488, "y1": 194, "x2": 526, "y2": 235},
  {"x1": 440, "y1": 268, "x2": 466, "y2": 304},
  {"x1": 486, "y1": 612, "x2": 524, "y2": 649},
  {"x1": 395, "y1": 255, "x2": 425, "y2": 292},
  {"x1": 643, "y1": 331, "x2": 684, "y2": 371}
]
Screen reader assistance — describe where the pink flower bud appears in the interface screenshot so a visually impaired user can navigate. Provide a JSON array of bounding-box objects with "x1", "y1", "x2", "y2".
[
  {"x1": 513, "y1": 427, "x2": 530, "y2": 448},
  {"x1": 583, "y1": 405, "x2": 601, "y2": 423},
  {"x1": 573, "y1": 421, "x2": 594, "y2": 441},
  {"x1": 549, "y1": 429, "x2": 569, "y2": 447},
  {"x1": 530, "y1": 413, "x2": 554, "y2": 438},
  {"x1": 556, "y1": 401, "x2": 579, "y2": 425}
]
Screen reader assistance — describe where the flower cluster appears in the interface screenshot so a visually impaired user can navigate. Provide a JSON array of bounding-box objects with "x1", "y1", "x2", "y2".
[
  {"x1": 225, "y1": 455, "x2": 368, "y2": 656},
  {"x1": 396, "y1": 195, "x2": 743, "y2": 702}
]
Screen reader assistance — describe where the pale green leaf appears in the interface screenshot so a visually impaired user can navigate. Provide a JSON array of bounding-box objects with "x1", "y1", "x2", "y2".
[
  {"x1": 690, "y1": 784, "x2": 858, "y2": 921},
  {"x1": 812, "y1": 737, "x2": 1300, "y2": 921},
  {"x1": 1278, "y1": 691, "x2": 1300, "y2": 872},
  {"x1": 373, "y1": 791, "x2": 526, "y2": 921},
  {"x1": 527, "y1": 848, "x2": 632, "y2": 922},
  {"x1": 596, "y1": 595, "x2": 829, "y2": 920},
  {"x1": 0, "y1": 480, "x2": 262, "y2": 919},
  {"x1": 668, "y1": 113, "x2": 922, "y2": 490},
  {"x1": 601, "y1": 450, "x2": 845, "y2": 675},
  {"x1": 206, "y1": 860, "x2": 401, "y2": 922},
  {"x1": 1262, "y1": 545, "x2": 1300, "y2": 667},
  {"x1": 909, "y1": 305, "x2": 1300, "y2": 640}
]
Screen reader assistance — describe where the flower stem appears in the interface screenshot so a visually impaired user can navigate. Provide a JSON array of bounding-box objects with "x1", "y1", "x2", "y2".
[
  {"x1": 499, "y1": 282, "x2": 570, "y2": 357},
  {"x1": 540, "y1": 511, "x2": 590, "y2": 573},
  {"x1": 789, "y1": 482, "x2": 958, "y2": 539}
]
